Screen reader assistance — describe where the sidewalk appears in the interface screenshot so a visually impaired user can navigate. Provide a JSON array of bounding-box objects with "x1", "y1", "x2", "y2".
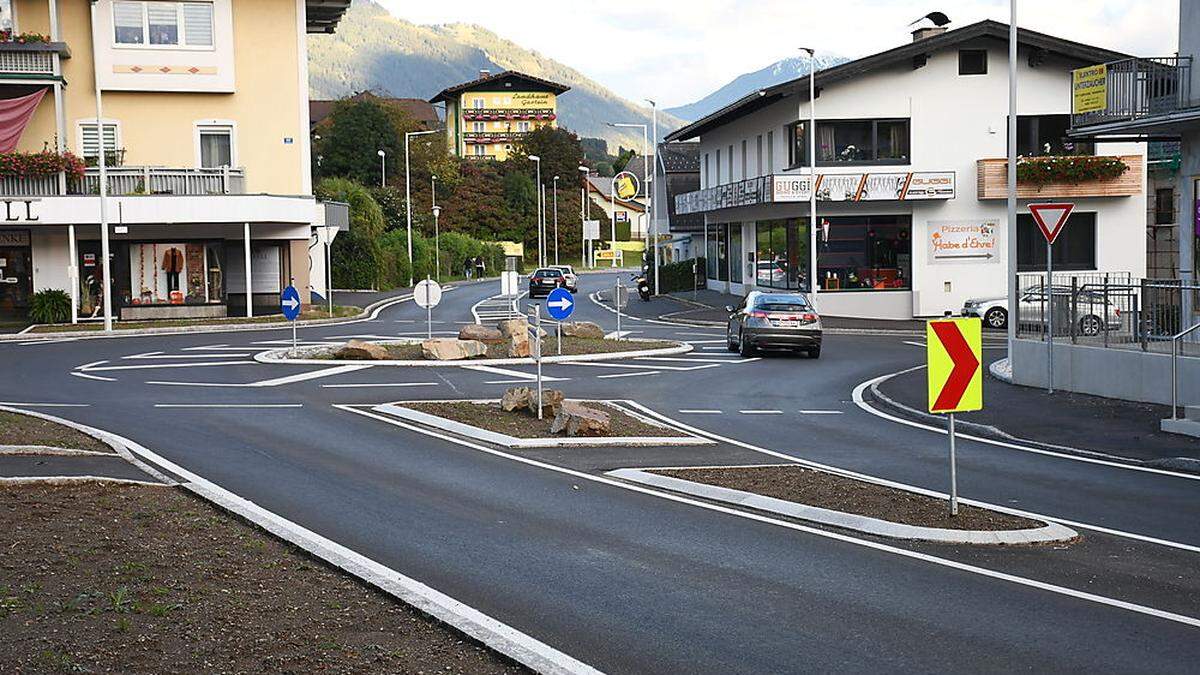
[{"x1": 870, "y1": 351, "x2": 1200, "y2": 470}]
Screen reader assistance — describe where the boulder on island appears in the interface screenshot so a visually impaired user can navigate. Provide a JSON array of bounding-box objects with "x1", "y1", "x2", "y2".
[
  {"x1": 562, "y1": 321, "x2": 605, "y2": 339},
  {"x1": 551, "y1": 401, "x2": 612, "y2": 437},
  {"x1": 458, "y1": 323, "x2": 506, "y2": 345},
  {"x1": 501, "y1": 386, "x2": 564, "y2": 416},
  {"x1": 333, "y1": 339, "x2": 391, "y2": 361},
  {"x1": 507, "y1": 333, "x2": 531, "y2": 358},
  {"x1": 421, "y1": 338, "x2": 488, "y2": 361}
]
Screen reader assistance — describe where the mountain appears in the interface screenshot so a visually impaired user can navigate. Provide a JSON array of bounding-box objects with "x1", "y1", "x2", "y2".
[
  {"x1": 307, "y1": 0, "x2": 685, "y2": 151},
  {"x1": 665, "y1": 54, "x2": 850, "y2": 122}
]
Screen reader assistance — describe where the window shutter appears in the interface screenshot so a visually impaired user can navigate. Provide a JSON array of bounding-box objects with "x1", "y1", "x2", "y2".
[
  {"x1": 182, "y1": 3, "x2": 213, "y2": 46},
  {"x1": 81, "y1": 123, "x2": 118, "y2": 158}
]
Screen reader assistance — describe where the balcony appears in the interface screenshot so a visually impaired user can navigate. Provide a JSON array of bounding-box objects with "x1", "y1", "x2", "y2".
[
  {"x1": 0, "y1": 40, "x2": 70, "y2": 78},
  {"x1": 0, "y1": 167, "x2": 246, "y2": 197},
  {"x1": 462, "y1": 131, "x2": 527, "y2": 145},
  {"x1": 461, "y1": 108, "x2": 555, "y2": 122},
  {"x1": 1069, "y1": 57, "x2": 1199, "y2": 134},
  {"x1": 975, "y1": 155, "x2": 1143, "y2": 200}
]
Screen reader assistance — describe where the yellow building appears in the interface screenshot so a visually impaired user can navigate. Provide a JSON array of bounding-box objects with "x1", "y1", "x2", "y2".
[
  {"x1": 0, "y1": 0, "x2": 349, "y2": 322},
  {"x1": 430, "y1": 70, "x2": 569, "y2": 162}
]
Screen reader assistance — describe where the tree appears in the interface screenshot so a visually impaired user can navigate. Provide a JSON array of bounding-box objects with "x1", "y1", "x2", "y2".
[
  {"x1": 509, "y1": 126, "x2": 586, "y2": 191},
  {"x1": 314, "y1": 97, "x2": 414, "y2": 186},
  {"x1": 316, "y1": 177, "x2": 384, "y2": 289}
]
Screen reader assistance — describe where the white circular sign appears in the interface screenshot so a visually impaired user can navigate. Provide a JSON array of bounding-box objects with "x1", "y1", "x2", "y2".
[{"x1": 414, "y1": 279, "x2": 442, "y2": 309}]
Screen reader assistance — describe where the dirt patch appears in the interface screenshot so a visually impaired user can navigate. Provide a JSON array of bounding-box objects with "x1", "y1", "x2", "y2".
[
  {"x1": 651, "y1": 465, "x2": 1043, "y2": 531},
  {"x1": 403, "y1": 401, "x2": 687, "y2": 439},
  {"x1": 316, "y1": 336, "x2": 681, "y2": 361},
  {"x1": 0, "y1": 412, "x2": 113, "y2": 454},
  {"x1": 28, "y1": 306, "x2": 361, "y2": 333}
]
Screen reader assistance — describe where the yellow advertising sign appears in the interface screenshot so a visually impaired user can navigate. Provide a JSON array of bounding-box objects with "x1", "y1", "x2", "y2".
[
  {"x1": 594, "y1": 249, "x2": 621, "y2": 260},
  {"x1": 613, "y1": 171, "x2": 639, "y2": 200},
  {"x1": 927, "y1": 318, "x2": 983, "y2": 414},
  {"x1": 1072, "y1": 64, "x2": 1107, "y2": 114}
]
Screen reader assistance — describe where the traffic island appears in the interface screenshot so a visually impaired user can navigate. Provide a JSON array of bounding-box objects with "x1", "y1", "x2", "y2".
[
  {"x1": 0, "y1": 411, "x2": 115, "y2": 455},
  {"x1": 0, "y1": 483, "x2": 526, "y2": 674},
  {"x1": 609, "y1": 465, "x2": 1077, "y2": 545}
]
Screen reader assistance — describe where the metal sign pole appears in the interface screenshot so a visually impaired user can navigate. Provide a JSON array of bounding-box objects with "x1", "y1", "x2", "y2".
[
  {"x1": 425, "y1": 274, "x2": 433, "y2": 340},
  {"x1": 325, "y1": 233, "x2": 333, "y2": 318},
  {"x1": 557, "y1": 320, "x2": 562, "y2": 355},
  {"x1": 533, "y1": 306, "x2": 544, "y2": 420},
  {"x1": 948, "y1": 413, "x2": 958, "y2": 517},
  {"x1": 1046, "y1": 241, "x2": 1054, "y2": 394},
  {"x1": 615, "y1": 279, "x2": 622, "y2": 336},
  {"x1": 290, "y1": 276, "x2": 297, "y2": 356}
]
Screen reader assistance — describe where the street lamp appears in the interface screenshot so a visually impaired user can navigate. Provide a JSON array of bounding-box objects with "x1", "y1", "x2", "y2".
[
  {"x1": 552, "y1": 175, "x2": 559, "y2": 265},
  {"x1": 528, "y1": 154, "x2": 542, "y2": 267},
  {"x1": 800, "y1": 47, "x2": 818, "y2": 305},
  {"x1": 578, "y1": 165, "x2": 590, "y2": 268},
  {"x1": 431, "y1": 205, "x2": 441, "y2": 282},
  {"x1": 608, "y1": 121, "x2": 650, "y2": 267},
  {"x1": 89, "y1": 0, "x2": 113, "y2": 330},
  {"x1": 405, "y1": 129, "x2": 439, "y2": 287},
  {"x1": 646, "y1": 98, "x2": 660, "y2": 295},
  {"x1": 377, "y1": 149, "x2": 386, "y2": 189}
]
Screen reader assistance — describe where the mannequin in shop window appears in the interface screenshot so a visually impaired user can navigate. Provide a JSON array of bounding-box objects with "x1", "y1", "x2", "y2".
[{"x1": 162, "y1": 247, "x2": 184, "y2": 294}]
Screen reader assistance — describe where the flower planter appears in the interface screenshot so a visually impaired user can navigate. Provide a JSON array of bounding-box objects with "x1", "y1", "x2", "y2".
[{"x1": 975, "y1": 155, "x2": 1143, "y2": 199}]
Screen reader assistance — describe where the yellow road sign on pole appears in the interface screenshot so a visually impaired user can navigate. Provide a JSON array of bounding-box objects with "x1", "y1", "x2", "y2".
[{"x1": 927, "y1": 317, "x2": 983, "y2": 414}]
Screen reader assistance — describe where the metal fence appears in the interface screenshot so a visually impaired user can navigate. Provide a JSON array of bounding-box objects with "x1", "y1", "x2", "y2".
[{"x1": 1015, "y1": 272, "x2": 1200, "y2": 357}]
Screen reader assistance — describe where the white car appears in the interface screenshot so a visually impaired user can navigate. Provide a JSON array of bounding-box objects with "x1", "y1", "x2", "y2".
[
  {"x1": 548, "y1": 265, "x2": 578, "y2": 293},
  {"x1": 962, "y1": 285, "x2": 1122, "y2": 335}
]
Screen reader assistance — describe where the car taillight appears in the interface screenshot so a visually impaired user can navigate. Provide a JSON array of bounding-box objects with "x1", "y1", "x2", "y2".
[
  {"x1": 748, "y1": 310, "x2": 770, "y2": 319},
  {"x1": 1114, "y1": 308, "x2": 1121, "y2": 316},
  {"x1": 801, "y1": 313, "x2": 817, "y2": 323}
]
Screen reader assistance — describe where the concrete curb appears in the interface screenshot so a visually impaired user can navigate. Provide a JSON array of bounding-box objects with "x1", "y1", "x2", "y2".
[
  {"x1": 607, "y1": 467, "x2": 1077, "y2": 545},
  {"x1": 989, "y1": 356, "x2": 1014, "y2": 383},
  {"x1": 374, "y1": 400, "x2": 714, "y2": 448},
  {"x1": 0, "y1": 475, "x2": 168, "y2": 487},
  {"x1": 0, "y1": 445, "x2": 113, "y2": 457},
  {"x1": 256, "y1": 337, "x2": 693, "y2": 367}
]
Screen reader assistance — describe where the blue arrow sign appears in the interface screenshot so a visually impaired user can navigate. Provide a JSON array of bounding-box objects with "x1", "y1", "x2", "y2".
[
  {"x1": 546, "y1": 287, "x2": 575, "y2": 321},
  {"x1": 280, "y1": 285, "x2": 302, "y2": 321}
]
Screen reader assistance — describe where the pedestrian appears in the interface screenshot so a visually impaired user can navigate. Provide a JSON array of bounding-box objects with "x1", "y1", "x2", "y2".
[
  {"x1": 475, "y1": 256, "x2": 486, "y2": 279},
  {"x1": 464, "y1": 257, "x2": 473, "y2": 279}
]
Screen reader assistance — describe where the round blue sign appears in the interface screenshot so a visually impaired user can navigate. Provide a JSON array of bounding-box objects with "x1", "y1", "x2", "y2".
[
  {"x1": 545, "y1": 287, "x2": 575, "y2": 321},
  {"x1": 280, "y1": 285, "x2": 302, "y2": 321}
]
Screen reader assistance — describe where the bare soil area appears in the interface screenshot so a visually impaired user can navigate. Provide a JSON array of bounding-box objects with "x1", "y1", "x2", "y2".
[
  {"x1": 0, "y1": 411, "x2": 113, "y2": 454},
  {"x1": 652, "y1": 465, "x2": 1043, "y2": 531},
  {"x1": 403, "y1": 401, "x2": 687, "y2": 439},
  {"x1": 0, "y1": 483, "x2": 527, "y2": 674}
]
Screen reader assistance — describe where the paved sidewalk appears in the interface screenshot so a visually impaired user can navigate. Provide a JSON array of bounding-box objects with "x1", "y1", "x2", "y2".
[{"x1": 871, "y1": 351, "x2": 1200, "y2": 468}]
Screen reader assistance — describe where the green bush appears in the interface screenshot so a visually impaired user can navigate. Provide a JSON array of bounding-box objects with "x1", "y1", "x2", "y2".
[
  {"x1": 316, "y1": 177, "x2": 385, "y2": 290},
  {"x1": 657, "y1": 257, "x2": 705, "y2": 294},
  {"x1": 29, "y1": 289, "x2": 71, "y2": 324}
]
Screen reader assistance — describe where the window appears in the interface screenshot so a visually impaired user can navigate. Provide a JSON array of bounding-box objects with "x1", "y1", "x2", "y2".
[
  {"x1": 740, "y1": 139, "x2": 747, "y2": 180},
  {"x1": 78, "y1": 121, "x2": 120, "y2": 160},
  {"x1": 473, "y1": 145, "x2": 486, "y2": 157},
  {"x1": 958, "y1": 49, "x2": 988, "y2": 75},
  {"x1": 517, "y1": 121, "x2": 531, "y2": 132},
  {"x1": 114, "y1": 1, "x2": 214, "y2": 48},
  {"x1": 817, "y1": 216, "x2": 912, "y2": 291},
  {"x1": 755, "y1": 218, "x2": 809, "y2": 290},
  {"x1": 703, "y1": 153, "x2": 709, "y2": 188},
  {"x1": 706, "y1": 223, "x2": 728, "y2": 281},
  {"x1": 472, "y1": 121, "x2": 484, "y2": 132},
  {"x1": 727, "y1": 145, "x2": 733, "y2": 181},
  {"x1": 788, "y1": 118, "x2": 910, "y2": 167},
  {"x1": 197, "y1": 125, "x2": 233, "y2": 168},
  {"x1": 766, "y1": 130, "x2": 774, "y2": 173},
  {"x1": 715, "y1": 148, "x2": 721, "y2": 184},
  {"x1": 0, "y1": 0, "x2": 12, "y2": 31},
  {"x1": 1155, "y1": 187, "x2": 1175, "y2": 225},
  {"x1": 756, "y1": 135, "x2": 763, "y2": 177},
  {"x1": 1016, "y1": 115, "x2": 1093, "y2": 156},
  {"x1": 1017, "y1": 212, "x2": 1097, "y2": 271},
  {"x1": 472, "y1": 98, "x2": 485, "y2": 109}
]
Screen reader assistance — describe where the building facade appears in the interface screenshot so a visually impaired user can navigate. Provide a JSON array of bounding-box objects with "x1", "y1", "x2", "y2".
[
  {"x1": 666, "y1": 21, "x2": 1147, "y2": 320},
  {"x1": 430, "y1": 70, "x2": 568, "y2": 162},
  {"x1": 0, "y1": 0, "x2": 348, "y2": 321}
]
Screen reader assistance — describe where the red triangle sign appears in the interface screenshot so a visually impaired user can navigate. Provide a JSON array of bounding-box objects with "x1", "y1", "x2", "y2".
[{"x1": 1028, "y1": 202, "x2": 1074, "y2": 245}]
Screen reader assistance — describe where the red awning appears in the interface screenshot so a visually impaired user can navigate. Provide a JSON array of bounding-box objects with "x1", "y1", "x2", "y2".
[{"x1": 0, "y1": 88, "x2": 47, "y2": 152}]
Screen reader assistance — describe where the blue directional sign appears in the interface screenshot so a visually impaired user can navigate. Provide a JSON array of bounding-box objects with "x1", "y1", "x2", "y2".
[
  {"x1": 546, "y1": 287, "x2": 575, "y2": 321},
  {"x1": 280, "y1": 285, "x2": 302, "y2": 321}
]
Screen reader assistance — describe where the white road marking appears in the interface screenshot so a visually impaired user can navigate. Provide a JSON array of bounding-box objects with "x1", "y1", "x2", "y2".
[
  {"x1": 16, "y1": 337, "x2": 81, "y2": 345},
  {"x1": 567, "y1": 361, "x2": 720, "y2": 372},
  {"x1": 463, "y1": 364, "x2": 566, "y2": 382},
  {"x1": 686, "y1": 339, "x2": 728, "y2": 344},
  {"x1": 122, "y1": 351, "x2": 252, "y2": 360},
  {"x1": 342, "y1": 404, "x2": 1200, "y2": 631},
  {"x1": 604, "y1": 330, "x2": 637, "y2": 339},
  {"x1": 154, "y1": 403, "x2": 304, "y2": 409},
  {"x1": 675, "y1": 332, "x2": 723, "y2": 337},
  {"x1": 634, "y1": 356, "x2": 745, "y2": 363},
  {"x1": 80, "y1": 360, "x2": 257, "y2": 372},
  {"x1": 678, "y1": 409, "x2": 722, "y2": 414},
  {"x1": 596, "y1": 370, "x2": 661, "y2": 379},
  {"x1": 799, "y1": 410, "x2": 844, "y2": 415},
  {"x1": 0, "y1": 401, "x2": 90, "y2": 407},
  {"x1": 320, "y1": 382, "x2": 439, "y2": 389},
  {"x1": 903, "y1": 341, "x2": 926, "y2": 347},
  {"x1": 69, "y1": 372, "x2": 117, "y2": 382},
  {"x1": 739, "y1": 409, "x2": 783, "y2": 415},
  {"x1": 248, "y1": 364, "x2": 373, "y2": 387},
  {"x1": 700, "y1": 346, "x2": 730, "y2": 351}
]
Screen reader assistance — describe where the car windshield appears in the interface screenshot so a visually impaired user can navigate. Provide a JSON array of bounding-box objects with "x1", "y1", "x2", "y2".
[{"x1": 755, "y1": 294, "x2": 810, "y2": 312}]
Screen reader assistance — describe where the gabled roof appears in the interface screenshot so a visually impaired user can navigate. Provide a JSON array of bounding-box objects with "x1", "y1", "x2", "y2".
[
  {"x1": 310, "y1": 92, "x2": 441, "y2": 130},
  {"x1": 666, "y1": 20, "x2": 1129, "y2": 142},
  {"x1": 429, "y1": 70, "x2": 570, "y2": 104},
  {"x1": 306, "y1": 0, "x2": 351, "y2": 34}
]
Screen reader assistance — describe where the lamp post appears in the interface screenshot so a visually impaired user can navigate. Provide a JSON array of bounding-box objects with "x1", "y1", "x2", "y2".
[
  {"x1": 528, "y1": 154, "x2": 542, "y2": 268},
  {"x1": 377, "y1": 149, "x2": 386, "y2": 188},
  {"x1": 89, "y1": 0, "x2": 112, "y2": 331},
  {"x1": 801, "y1": 47, "x2": 818, "y2": 305},
  {"x1": 646, "y1": 98, "x2": 660, "y2": 296},
  {"x1": 404, "y1": 129, "x2": 439, "y2": 287},
  {"x1": 608, "y1": 121, "x2": 650, "y2": 260},
  {"x1": 432, "y1": 205, "x2": 441, "y2": 282},
  {"x1": 1006, "y1": 1, "x2": 1019, "y2": 357},
  {"x1": 552, "y1": 175, "x2": 559, "y2": 265},
  {"x1": 579, "y1": 165, "x2": 590, "y2": 268}
]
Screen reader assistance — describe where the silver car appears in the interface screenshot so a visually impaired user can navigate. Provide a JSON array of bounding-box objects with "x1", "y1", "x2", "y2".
[
  {"x1": 962, "y1": 285, "x2": 1121, "y2": 335},
  {"x1": 726, "y1": 291, "x2": 822, "y2": 358}
]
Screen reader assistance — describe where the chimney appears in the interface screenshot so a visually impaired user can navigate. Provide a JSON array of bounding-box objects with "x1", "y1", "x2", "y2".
[
  {"x1": 479, "y1": 68, "x2": 491, "y2": 78},
  {"x1": 911, "y1": 26, "x2": 947, "y2": 42}
]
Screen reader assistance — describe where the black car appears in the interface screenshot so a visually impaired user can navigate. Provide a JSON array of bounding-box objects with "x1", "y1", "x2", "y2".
[
  {"x1": 528, "y1": 268, "x2": 565, "y2": 298},
  {"x1": 726, "y1": 291, "x2": 822, "y2": 358}
]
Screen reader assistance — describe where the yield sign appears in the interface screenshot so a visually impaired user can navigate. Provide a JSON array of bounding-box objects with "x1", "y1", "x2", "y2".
[
  {"x1": 927, "y1": 318, "x2": 983, "y2": 414},
  {"x1": 1028, "y1": 202, "x2": 1074, "y2": 245}
]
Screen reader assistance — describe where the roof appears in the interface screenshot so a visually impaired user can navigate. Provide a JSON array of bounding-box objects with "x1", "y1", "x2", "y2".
[
  {"x1": 657, "y1": 142, "x2": 700, "y2": 173},
  {"x1": 310, "y1": 92, "x2": 441, "y2": 130},
  {"x1": 429, "y1": 70, "x2": 570, "y2": 104},
  {"x1": 666, "y1": 20, "x2": 1130, "y2": 142},
  {"x1": 306, "y1": 0, "x2": 351, "y2": 34}
]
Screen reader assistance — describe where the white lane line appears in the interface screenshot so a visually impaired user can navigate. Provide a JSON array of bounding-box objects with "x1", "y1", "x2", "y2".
[
  {"x1": 596, "y1": 370, "x2": 661, "y2": 379},
  {"x1": 122, "y1": 351, "x2": 252, "y2": 360},
  {"x1": 248, "y1": 364, "x2": 373, "y2": 387},
  {"x1": 463, "y1": 364, "x2": 566, "y2": 382},
  {"x1": 77, "y1": 360, "x2": 107, "y2": 370},
  {"x1": 321, "y1": 382, "x2": 439, "y2": 389},
  {"x1": 604, "y1": 330, "x2": 638, "y2": 339},
  {"x1": 634, "y1": 356, "x2": 743, "y2": 363},
  {"x1": 799, "y1": 410, "x2": 844, "y2": 415},
  {"x1": 16, "y1": 337, "x2": 81, "y2": 345},
  {"x1": 903, "y1": 341, "x2": 926, "y2": 348},
  {"x1": 0, "y1": 401, "x2": 90, "y2": 407},
  {"x1": 686, "y1": 339, "x2": 728, "y2": 344},
  {"x1": 80, "y1": 360, "x2": 256, "y2": 372},
  {"x1": 739, "y1": 409, "x2": 783, "y2": 415},
  {"x1": 342, "y1": 404, "x2": 1200, "y2": 631},
  {"x1": 484, "y1": 379, "x2": 557, "y2": 385},
  {"x1": 567, "y1": 361, "x2": 719, "y2": 372},
  {"x1": 154, "y1": 404, "x2": 304, "y2": 409},
  {"x1": 678, "y1": 409, "x2": 723, "y2": 414},
  {"x1": 729, "y1": 357, "x2": 762, "y2": 364},
  {"x1": 675, "y1": 332, "x2": 722, "y2": 337},
  {"x1": 69, "y1": 371, "x2": 117, "y2": 382},
  {"x1": 700, "y1": 346, "x2": 730, "y2": 351}
]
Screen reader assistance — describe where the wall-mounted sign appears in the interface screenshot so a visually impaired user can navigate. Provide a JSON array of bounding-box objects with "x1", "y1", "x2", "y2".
[
  {"x1": 675, "y1": 172, "x2": 956, "y2": 215},
  {"x1": 927, "y1": 220, "x2": 998, "y2": 264},
  {"x1": 0, "y1": 230, "x2": 30, "y2": 246},
  {"x1": 2, "y1": 199, "x2": 38, "y2": 222},
  {"x1": 615, "y1": 211, "x2": 629, "y2": 223},
  {"x1": 83, "y1": 253, "x2": 96, "y2": 267},
  {"x1": 1072, "y1": 64, "x2": 1108, "y2": 115}
]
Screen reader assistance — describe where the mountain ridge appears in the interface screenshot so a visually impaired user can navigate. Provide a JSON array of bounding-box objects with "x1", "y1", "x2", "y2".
[{"x1": 665, "y1": 53, "x2": 850, "y2": 122}]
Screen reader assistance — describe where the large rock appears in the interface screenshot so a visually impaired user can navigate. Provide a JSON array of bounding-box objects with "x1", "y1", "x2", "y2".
[
  {"x1": 498, "y1": 318, "x2": 528, "y2": 338},
  {"x1": 507, "y1": 333, "x2": 531, "y2": 358},
  {"x1": 551, "y1": 401, "x2": 612, "y2": 437},
  {"x1": 562, "y1": 321, "x2": 605, "y2": 339},
  {"x1": 458, "y1": 323, "x2": 506, "y2": 344},
  {"x1": 501, "y1": 387, "x2": 564, "y2": 416},
  {"x1": 333, "y1": 339, "x2": 391, "y2": 361},
  {"x1": 421, "y1": 338, "x2": 488, "y2": 361}
]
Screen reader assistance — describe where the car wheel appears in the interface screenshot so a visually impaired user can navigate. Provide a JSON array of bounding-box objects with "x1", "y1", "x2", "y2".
[
  {"x1": 738, "y1": 329, "x2": 755, "y2": 357},
  {"x1": 808, "y1": 346, "x2": 821, "y2": 359},
  {"x1": 1080, "y1": 314, "x2": 1103, "y2": 337},
  {"x1": 983, "y1": 307, "x2": 1008, "y2": 330}
]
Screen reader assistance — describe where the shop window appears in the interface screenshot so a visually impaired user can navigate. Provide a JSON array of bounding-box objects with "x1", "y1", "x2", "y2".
[
  {"x1": 958, "y1": 49, "x2": 988, "y2": 75},
  {"x1": 788, "y1": 119, "x2": 910, "y2": 167},
  {"x1": 114, "y1": 1, "x2": 214, "y2": 48},
  {"x1": 1017, "y1": 212, "x2": 1097, "y2": 271},
  {"x1": 1016, "y1": 115, "x2": 1093, "y2": 156},
  {"x1": 706, "y1": 223, "x2": 728, "y2": 281},
  {"x1": 755, "y1": 218, "x2": 809, "y2": 291},
  {"x1": 729, "y1": 224, "x2": 742, "y2": 283},
  {"x1": 816, "y1": 216, "x2": 912, "y2": 291},
  {"x1": 1155, "y1": 187, "x2": 1175, "y2": 225}
]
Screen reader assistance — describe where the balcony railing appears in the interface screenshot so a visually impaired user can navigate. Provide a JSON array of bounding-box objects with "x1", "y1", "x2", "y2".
[
  {"x1": 0, "y1": 41, "x2": 70, "y2": 77},
  {"x1": 461, "y1": 109, "x2": 555, "y2": 122},
  {"x1": 0, "y1": 167, "x2": 246, "y2": 197},
  {"x1": 1070, "y1": 56, "x2": 1196, "y2": 130},
  {"x1": 462, "y1": 131, "x2": 528, "y2": 145}
]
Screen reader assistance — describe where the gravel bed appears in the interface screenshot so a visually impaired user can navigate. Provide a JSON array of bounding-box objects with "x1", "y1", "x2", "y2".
[{"x1": 402, "y1": 401, "x2": 686, "y2": 438}]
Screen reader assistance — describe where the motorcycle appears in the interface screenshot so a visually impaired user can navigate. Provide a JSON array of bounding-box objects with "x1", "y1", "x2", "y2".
[{"x1": 632, "y1": 272, "x2": 652, "y2": 302}]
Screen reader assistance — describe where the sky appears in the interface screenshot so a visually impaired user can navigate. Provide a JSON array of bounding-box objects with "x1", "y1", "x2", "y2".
[{"x1": 376, "y1": 0, "x2": 1179, "y2": 108}]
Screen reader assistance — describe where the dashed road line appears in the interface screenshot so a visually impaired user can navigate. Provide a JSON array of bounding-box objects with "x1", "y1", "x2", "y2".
[
  {"x1": 596, "y1": 370, "x2": 661, "y2": 379},
  {"x1": 799, "y1": 410, "x2": 845, "y2": 415},
  {"x1": 739, "y1": 409, "x2": 783, "y2": 415},
  {"x1": 248, "y1": 364, "x2": 374, "y2": 387},
  {"x1": 678, "y1": 409, "x2": 722, "y2": 414},
  {"x1": 320, "y1": 382, "x2": 439, "y2": 389},
  {"x1": 80, "y1": 360, "x2": 257, "y2": 372},
  {"x1": 153, "y1": 403, "x2": 304, "y2": 409}
]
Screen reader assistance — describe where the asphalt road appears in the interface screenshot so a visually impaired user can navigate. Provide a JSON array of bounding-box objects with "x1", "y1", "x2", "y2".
[{"x1": 3, "y1": 271, "x2": 1199, "y2": 673}]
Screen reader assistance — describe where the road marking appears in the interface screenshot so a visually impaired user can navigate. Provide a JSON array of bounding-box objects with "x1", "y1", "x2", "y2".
[
  {"x1": 686, "y1": 339, "x2": 727, "y2": 344},
  {"x1": 248, "y1": 364, "x2": 373, "y2": 387},
  {"x1": 69, "y1": 371, "x2": 117, "y2": 382},
  {"x1": 596, "y1": 370, "x2": 661, "y2": 379},
  {"x1": 567, "y1": 361, "x2": 719, "y2": 372},
  {"x1": 739, "y1": 409, "x2": 783, "y2": 415},
  {"x1": 700, "y1": 346, "x2": 729, "y2": 351},
  {"x1": 79, "y1": 360, "x2": 257, "y2": 372},
  {"x1": 341, "y1": 404, "x2": 1200, "y2": 631},
  {"x1": 678, "y1": 409, "x2": 722, "y2": 414},
  {"x1": 153, "y1": 403, "x2": 304, "y2": 409},
  {"x1": 634, "y1": 356, "x2": 745, "y2": 363},
  {"x1": 0, "y1": 401, "x2": 89, "y2": 407},
  {"x1": 799, "y1": 409, "x2": 844, "y2": 415},
  {"x1": 320, "y1": 382, "x2": 439, "y2": 389},
  {"x1": 675, "y1": 332, "x2": 722, "y2": 337},
  {"x1": 604, "y1": 330, "x2": 637, "y2": 339},
  {"x1": 122, "y1": 351, "x2": 253, "y2": 360},
  {"x1": 16, "y1": 337, "x2": 80, "y2": 345},
  {"x1": 463, "y1": 365, "x2": 566, "y2": 382}
]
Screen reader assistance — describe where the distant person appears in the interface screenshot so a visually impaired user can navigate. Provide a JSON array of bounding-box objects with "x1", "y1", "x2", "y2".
[
  {"x1": 475, "y1": 256, "x2": 486, "y2": 279},
  {"x1": 464, "y1": 258, "x2": 473, "y2": 279}
]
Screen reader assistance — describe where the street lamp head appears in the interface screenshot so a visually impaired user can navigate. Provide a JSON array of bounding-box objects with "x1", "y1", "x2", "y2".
[
  {"x1": 432, "y1": 205, "x2": 441, "y2": 218},
  {"x1": 377, "y1": 149, "x2": 386, "y2": 157},
  {"x1": 800, "y1": 47, "x2": 816, "y2": 56},
  {"x1": 645, "y1": 98, "x2": 656, "y2": 107},
  {"x1": 553, "y1": 175, "x2": 559, "y2": 181},
  {"x1": 432, "y1": 174, "x2": 438, "y2": 181},
  {"x1": 527, "y1": 154, "x2": 540, "y2": 162}
]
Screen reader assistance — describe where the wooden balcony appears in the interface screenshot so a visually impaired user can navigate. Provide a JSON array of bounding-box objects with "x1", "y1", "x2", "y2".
[{"x1": 976, "y1": 155, "x2": 1143, "y2": 200}]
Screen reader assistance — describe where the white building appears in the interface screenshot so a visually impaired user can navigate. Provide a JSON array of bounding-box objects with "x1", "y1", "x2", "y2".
[{"x1": 666, "y1": 20, "x2": 1146, "y2": 320}]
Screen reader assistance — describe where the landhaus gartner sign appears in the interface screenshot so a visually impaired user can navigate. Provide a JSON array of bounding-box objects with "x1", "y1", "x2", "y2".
[
  {"x1": 926, "y1": 220, "x2": 998, "y2": 264},
  {"x1": 675, "y1": 173, "x2": 955, "y2": 215}
]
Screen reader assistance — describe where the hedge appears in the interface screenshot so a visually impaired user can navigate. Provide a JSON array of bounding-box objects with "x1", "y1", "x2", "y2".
[{"x1": 657, "y1": 257, "x2": 705, "y2": 294}]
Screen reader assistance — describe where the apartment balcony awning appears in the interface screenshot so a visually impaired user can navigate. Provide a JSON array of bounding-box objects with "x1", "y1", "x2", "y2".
[{"x1": 306, "y1": 0, "x2": 352, "y2": 34}]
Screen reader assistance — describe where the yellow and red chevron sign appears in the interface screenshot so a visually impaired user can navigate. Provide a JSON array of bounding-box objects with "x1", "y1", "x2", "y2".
[{"x1": 927, "y1": 318, "x2": 983, "y2": 414}]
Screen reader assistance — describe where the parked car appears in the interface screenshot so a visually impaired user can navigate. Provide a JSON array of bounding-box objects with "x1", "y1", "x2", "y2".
[
  {"x1": 726, "y1": 291, "x2": 822, "y2": 358},
  {"x1": 527, "y1": 267, "x2": 566, "y2": 298},
  {"x1": 548, "y1": 264, "x2": 579, "y2": 293},
  {"x1": 962, "y1": 285, "x2": 1121, "y2": 336},
  {"x1": 756, "y1": 261, "x2": 787, "y2": 285}
]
